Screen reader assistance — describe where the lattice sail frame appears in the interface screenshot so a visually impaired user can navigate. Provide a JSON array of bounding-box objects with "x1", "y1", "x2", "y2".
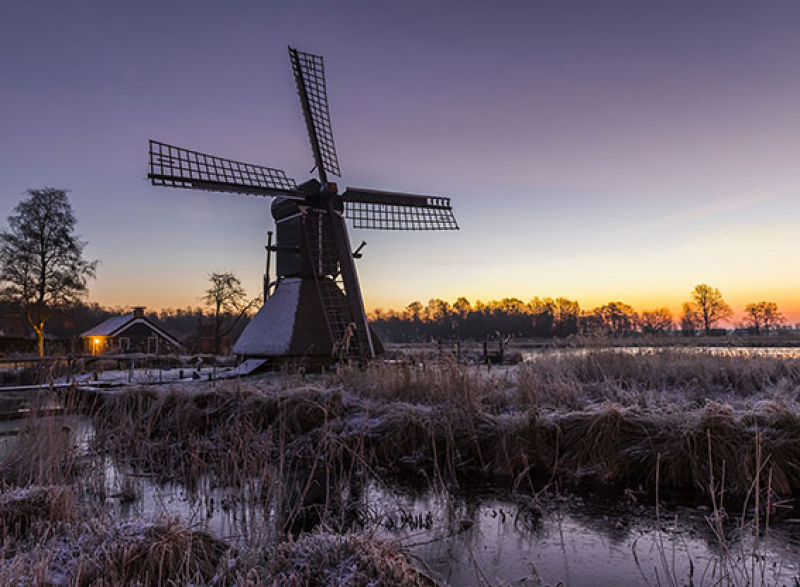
[
  {"x1": 342, "y1": 188, "x2": 459, "y2": 231},
  {"x1": 289, "y1": 47, "x2": 341, "y2": 178},
  {"x1": 148, "y1": 140, "x2": 297, "y2": 196},
  {"x1": 344, "y1": 200, "x2": 458, "y2": 230}
]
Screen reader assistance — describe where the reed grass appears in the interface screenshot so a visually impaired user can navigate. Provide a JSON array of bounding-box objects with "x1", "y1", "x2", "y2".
[
  {"x1": 3, "y1": 349, "x2": 800, "y2": 585},
  {"x1": 0, "y1": 419, "x2": 83, "y2": 487},
  {"x1": 0, "y1": 485, "x2": 74, "y2": 538},
  {"x1": 87, "y1": 518, "x2": 229, "y2": 586},
  {"x1": 249, "y1": 531, "x2": 438, "y2": 586},
  {"x1": 0, "y1": 496, "x2": 432, "y2": 587},
  {"x1": 84, "y1": 350, "x2": 800, "y2": 499}
]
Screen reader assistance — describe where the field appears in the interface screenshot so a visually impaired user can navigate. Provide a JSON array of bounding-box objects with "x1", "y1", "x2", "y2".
[{"x1": 2, "y1": 349, "x2": 800, "y2": 585}]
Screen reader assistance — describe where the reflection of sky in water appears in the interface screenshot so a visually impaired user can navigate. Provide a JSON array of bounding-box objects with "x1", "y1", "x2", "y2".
[
  {"x1": 522, "y1": 346, "x2": 800, "y2": 362},
  {"x1": 108, "y1": 469, "x2": 800, "y2": 586},
  {"x1": 2, "y1": 416, "x2": 799, "y2": 585},
  {"x1": 367, "y1": 487, "x2": 800, "y2": 586}
]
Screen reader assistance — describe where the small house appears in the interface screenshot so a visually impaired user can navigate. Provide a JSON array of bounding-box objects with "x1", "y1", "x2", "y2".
[{"x1": 81, "y1": 307, "x2": 182, "y2": 355}]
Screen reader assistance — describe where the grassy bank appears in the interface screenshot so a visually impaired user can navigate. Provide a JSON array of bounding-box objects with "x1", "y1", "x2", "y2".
[
  {"x1": 2, "y1": 349, "x2": 799, "y2": 585},
  {"x1": 0, "y1": 485, "x2": 431, "y2": 586},
  {"x1": 88, "y1": 350, "x2": 800, "y2": 498}
]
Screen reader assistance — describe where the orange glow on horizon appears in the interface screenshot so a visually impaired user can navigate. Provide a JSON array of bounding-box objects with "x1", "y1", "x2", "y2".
[{"x1": 92, "y1": 279, "x2": 800, "y2": 325}]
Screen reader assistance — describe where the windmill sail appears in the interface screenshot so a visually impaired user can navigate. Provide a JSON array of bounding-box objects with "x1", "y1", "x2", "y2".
[
  {"x1": 148, "y1": 46, "x2": 458, "y2": 366},
  {"x1": 289, "y1": 47, "x2": 341, "y2": 182},
  {"x1": 341, "y1": 187, "x2": 459, "y2": 230},
  {"x1": 148, "y1": 140, "x2": 301, "y2": 199}
]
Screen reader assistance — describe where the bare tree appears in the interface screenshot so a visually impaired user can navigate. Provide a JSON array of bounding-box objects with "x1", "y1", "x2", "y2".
[
  {"x1": 744, "y1": 301, "x2": 785, "y2": 334},
  {"x1": 0, "y1": 188, "x2": 97, "y2": 355},
  {"x1": 762, "y1": 301, "x2": 786, "y2": 333},
  {"x1": 639, "y1": 308, "x2": 673, "y2": 334},
  {"x1": 744, "y1": 303, "x2": 763, "y2": 334},
  {"x1": 593, "y1": 301, "x2": 638, "y2": 335},
  {"x1": 680, "y1": 302, "x2": 700, "y2": 335},
  {"x1": 530, "y1": 297, "x2": 557, "y2": 335},
  {"x1": 554, "y1": 298, "x2": 580, "y2": 334},
  {"x1": 453, "y1": 297, "x2": 471, "y2": 317},
  {"x1": 687, "y1": 284, "x2": 732, "y2": 335},
  {"x1": 425, "y1": 298, "x2": 452, "y2": 322},
  {"x1": 203, "y1": 272, "x2": 260, "y2": 355},
  {"x1": 405, "y1": 301, "x2": 423, "y2": 321}
]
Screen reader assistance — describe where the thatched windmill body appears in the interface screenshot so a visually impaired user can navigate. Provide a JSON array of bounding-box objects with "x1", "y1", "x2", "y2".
[{"x1": 148, "y1": 47, "x2": 458, "y2": 364}]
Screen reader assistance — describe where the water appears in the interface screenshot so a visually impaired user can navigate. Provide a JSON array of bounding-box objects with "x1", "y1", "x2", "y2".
[
  {"x1": 3, "y1": 418, "x2": 800, "y2": 586},
  {"x1": 105, "y1": 470, "x2": 800, "y2": 586},
  {"x1": 367, "y1": 486, "x2": 800, "y2": 586},
  {"x1": 521, "y1": 346, "x2": 800, "y2": 362}
]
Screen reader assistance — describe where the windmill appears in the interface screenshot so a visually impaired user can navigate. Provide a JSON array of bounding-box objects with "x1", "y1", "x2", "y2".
[{"x1": 148, "y1": 47, "x2": 458, "y2": 365}]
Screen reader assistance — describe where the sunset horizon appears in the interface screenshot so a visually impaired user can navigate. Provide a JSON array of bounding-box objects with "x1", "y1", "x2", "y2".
[
  {"x1": 2, "y1": 1, "x2": 798, "y2": 330},
  {"x1": 0, "y1": 1, "x2": 800, "y2": 324},
  {"x1": 3, "y1": 3, "x2": 800, "y2": 584}
]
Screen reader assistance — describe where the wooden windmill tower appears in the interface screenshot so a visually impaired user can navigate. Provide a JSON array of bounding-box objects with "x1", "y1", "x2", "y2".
[{"x1": 148, "y1": 47, "x2": 458, "y2": 365}]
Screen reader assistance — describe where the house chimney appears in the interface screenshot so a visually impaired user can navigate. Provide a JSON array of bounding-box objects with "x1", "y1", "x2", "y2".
[{"x1": 133, "y1": 306, "x2": 145, "y2": 318}]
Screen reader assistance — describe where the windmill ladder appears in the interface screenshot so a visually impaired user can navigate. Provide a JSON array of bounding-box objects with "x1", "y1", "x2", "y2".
[{"x1": 303, "y1": 213, "x2": 371, "y2": 362}]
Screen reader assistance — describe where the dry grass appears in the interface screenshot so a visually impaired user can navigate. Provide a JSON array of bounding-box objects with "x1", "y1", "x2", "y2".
[
  {"x1": 0, "y1": 508, "x2": 229, "y2": 586},
  {"x1": 0, "y1": 506, "x2": 433, "y2": 587},
  {"x1": 83, "y1": 350, "x2": 800, "y2": 500},
  {"x1": 0, "y1": 485, "x2": 74, "y2": 538},
  {"x1": 516, "y1": 349, "x2": 800, "y2": 407},
  {"x1": 244, "y1": 531, "x2": 437, "y2": 586},
  {"x1": 91, "y1": 383, "x2": 345, "y2": 484},
  {"x1": 340, "y1": 357, "x2": 502, "y2": 409},
  {"x1": 0, "y1": 419, "x2": 84, "y2": 487},
  {"x1": 86, "y1": 519, "x2": 229, "y2": 586},
  {"x1": 2, "y1": 350, "x2": 800, "y2": 585}
]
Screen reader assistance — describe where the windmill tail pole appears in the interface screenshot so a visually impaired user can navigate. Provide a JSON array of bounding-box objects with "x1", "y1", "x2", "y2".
[{"x1": 264, "y1": 231, "x2": 273, "y2": 301}]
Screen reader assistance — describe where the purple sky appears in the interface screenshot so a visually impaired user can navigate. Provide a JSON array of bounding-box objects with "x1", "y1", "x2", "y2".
[{"x1": 1, "y1": 1, "x2": 799, "y2": 322}]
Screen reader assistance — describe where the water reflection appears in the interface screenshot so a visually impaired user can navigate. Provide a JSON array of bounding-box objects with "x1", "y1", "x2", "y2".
[
  {"x1": 2, "y1": 417, "x2": 800, "y2": 586},
  {"x1": 365, "y1": 486, "x2": 800, "y2": 586},
  {"x1": 92, "y1": 466, "x2": 800, "y2": 585},
  {"x1": 522, "y1": 346, "x2": 800, "y2": 363}
]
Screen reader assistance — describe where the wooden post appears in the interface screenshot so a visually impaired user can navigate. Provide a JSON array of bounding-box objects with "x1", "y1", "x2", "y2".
[{"x1": 264, "y1": 230, "x2": 273, "y2": 302}]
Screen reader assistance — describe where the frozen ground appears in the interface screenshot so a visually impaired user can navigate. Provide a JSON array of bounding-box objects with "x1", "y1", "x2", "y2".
[
  {"x1": 65, "y1": 365, "x2": 230, "y2": 386},
  {"x1": 2, "y1": 350, "x2": 800, "y2": 585},
  {"x1": 1, "y1": 416, "x2": 798, "y2": 586}
]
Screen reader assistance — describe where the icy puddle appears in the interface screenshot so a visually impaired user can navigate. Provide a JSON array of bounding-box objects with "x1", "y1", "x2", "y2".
[
  {"x1": 369, "y1": 486, "x2": 800, "y2": 586},
  {"x1": 108, "y1": 472, "x2": 800, "y2": 586},
  {"x1": 3, "y1": 417, "x2": 800, "y2": 585}
]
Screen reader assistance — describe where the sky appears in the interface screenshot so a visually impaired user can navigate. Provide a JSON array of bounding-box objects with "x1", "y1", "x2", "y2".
[{"x1": 1, "y1": 1, "x2": 798, "y2": 323}]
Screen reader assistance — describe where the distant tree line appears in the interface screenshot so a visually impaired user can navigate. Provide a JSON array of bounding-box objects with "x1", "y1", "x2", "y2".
[
  {"x1": 370, "y1": 284, "x2": 790, "y2": 342},
  {"x1": 1, "y1": 188, "x2": 791, "y2": 351}
]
